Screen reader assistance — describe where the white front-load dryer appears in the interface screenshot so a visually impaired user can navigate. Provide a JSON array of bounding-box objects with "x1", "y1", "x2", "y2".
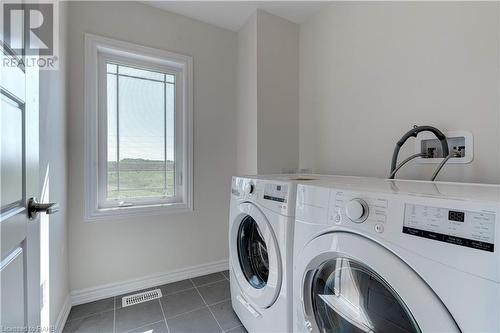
[{"x1": 293, "y1": 179, "x2": 499, "y2": 333}]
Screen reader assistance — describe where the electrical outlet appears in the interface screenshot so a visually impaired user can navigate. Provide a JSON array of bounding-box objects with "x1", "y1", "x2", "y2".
[{"x1": 415, "y1": 130, "x2": 473, "y2": 164}]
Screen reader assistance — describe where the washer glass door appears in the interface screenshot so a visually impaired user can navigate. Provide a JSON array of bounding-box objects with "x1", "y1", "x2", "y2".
[
  {"x1": 230, "y1": 202, "x2": 281, "y2": 308},
  {"x1": 237, "y1": 215, "x2": 269, "y2": 289},
  {"x1": 311, "y1": 257, "x2": 420, "y2": 333}
]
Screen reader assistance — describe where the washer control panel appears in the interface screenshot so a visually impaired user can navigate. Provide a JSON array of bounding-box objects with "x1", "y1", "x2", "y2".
[
  {"x1": 403, "y1": 204, "x2": 496, "y2": 252},
  {"x1": 297, "y1": 183, "x2": 499, "y2": 283},
  {"x1": 232, "y1": 177, "x2": 295, "y2": 216},
  {"x1": 329, "y1": 191, "x2": 388, "y2": 232},
  {"x1": 263, "y1": 183, "x2": 289, "y2": 203}
]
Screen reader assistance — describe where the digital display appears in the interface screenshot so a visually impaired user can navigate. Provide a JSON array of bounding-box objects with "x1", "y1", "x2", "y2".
[
  {"x1": 448, "y1": 210, "x2": 465, "y2": 222},
  {"x1": 403, "y1": 203, "x2": 495, "y2": 252}
]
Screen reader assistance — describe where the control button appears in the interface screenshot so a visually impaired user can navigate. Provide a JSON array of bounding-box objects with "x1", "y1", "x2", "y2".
[
  {"x1": 335, "y1": 214, "x2": 341, "y2": 223},
  {"x1": 243, "y1": 183, "x2": 254, "y2": 195},
  {"x1": 373, "y1": 198, "x2": 388, "y2": 208},
  {"x1": 375, "y1": 211, "x2": 387, "y2": 223},
  {"x1": 345, "y1": 199, "x2": 369, "y2": 223},
  {"x1": 375, "y1": 224, "x2": 384, "y2": 233}
]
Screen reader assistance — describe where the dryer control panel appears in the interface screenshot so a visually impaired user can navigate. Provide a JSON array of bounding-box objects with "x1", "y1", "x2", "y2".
[{"x1": 403, "y1": 204, "x2": 495, "y2": 252}]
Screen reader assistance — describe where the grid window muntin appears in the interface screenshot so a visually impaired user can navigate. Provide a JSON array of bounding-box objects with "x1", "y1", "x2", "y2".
[
  {"x1": 105, "y1": 62, "x2": 175, "y2": 202},
  {"x1": 97, "y1": 53, "x2": 183, "y2": 209},
  {"x1": 85, "y1": 34, "x2": 192, "y2": 220}
]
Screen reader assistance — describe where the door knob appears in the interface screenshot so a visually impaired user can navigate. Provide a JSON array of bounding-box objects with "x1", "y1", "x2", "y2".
[{"x1": 27, "y1": 197, "x2": 59, "y2": 219}]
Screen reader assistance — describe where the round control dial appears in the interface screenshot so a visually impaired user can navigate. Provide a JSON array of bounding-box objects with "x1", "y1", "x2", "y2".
[
  {"x1": 243, "y1": 183, "x2": 254, "y2": 195},
  {"x1": 345, "y1": 199, "x2": 369, "y2": 223}
]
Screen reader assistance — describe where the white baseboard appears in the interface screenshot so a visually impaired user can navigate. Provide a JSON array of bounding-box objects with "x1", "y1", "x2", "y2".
[
  {"x1": 71, "y1": 259, "x2": 229, "y2": 306},
  {"x1": 54, "y1": 294, "x2": 71, "y2": 333}
]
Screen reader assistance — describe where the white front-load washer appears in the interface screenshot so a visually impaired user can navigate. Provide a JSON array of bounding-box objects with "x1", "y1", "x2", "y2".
[
  {"x1": 229, "y1": 175, "x2": 298, "y2": 333},
  {"x1": 229, "y1": 175, "x2": 364, "y2": 332},
  {"x1": 293, "y1": 178, "x2": 499, "y2": 333}
]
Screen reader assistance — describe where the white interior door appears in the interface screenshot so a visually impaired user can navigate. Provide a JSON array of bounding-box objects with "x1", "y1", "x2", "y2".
[{"x1": 0, "y1": 37, "x2": 47, "y2": 330}]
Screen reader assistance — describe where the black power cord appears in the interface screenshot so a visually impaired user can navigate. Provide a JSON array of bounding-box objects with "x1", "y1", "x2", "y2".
[{"x1": 389, "y1": 125, "x2": 449, "y2": 180}]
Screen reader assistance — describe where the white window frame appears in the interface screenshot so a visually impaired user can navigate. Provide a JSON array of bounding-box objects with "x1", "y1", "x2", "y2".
[{"x1": 84, "y1": 33, "x2": 193, "y2": 220}]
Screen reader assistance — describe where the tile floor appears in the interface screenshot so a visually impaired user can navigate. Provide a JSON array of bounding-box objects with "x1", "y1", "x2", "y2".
[{"x1": 63, "y1": 271, "x2": 247, "y2": 333}]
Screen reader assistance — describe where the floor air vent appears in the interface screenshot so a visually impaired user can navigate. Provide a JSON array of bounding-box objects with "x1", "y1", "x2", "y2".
[{"x1": 122, "y1": 289, "x2": 162, "y2": 308}]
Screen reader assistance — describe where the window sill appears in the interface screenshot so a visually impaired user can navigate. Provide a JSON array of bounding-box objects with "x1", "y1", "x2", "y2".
[{"x1": 84, "y1": 201, "x2": 193, "y2": 221}]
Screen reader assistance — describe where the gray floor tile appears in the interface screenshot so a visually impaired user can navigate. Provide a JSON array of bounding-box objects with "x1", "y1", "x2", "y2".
[
  {"x1": 115, "y1": 300, "x2": 164, "y2": 333},
  {"x1": 197, "y1": 280, "x2": 231, "y2": 305},
  {"x1": 63, "y1": 310, "x2": 114, "y2": 333},
  {"x1": 126, "y1": 320, "x2": 169, "y2": 333},
  {"x1": 158, "y1": 279, "x2": 195, "y2": 296},
  {"x1": 160, "y1": 288, "x2": 205, "y2": 318},
  {"x1": 167, "y1": 307, "x2": 222, "y2": 333},
  {"x1": 66, "y1": 272, "x2": 241, "y2": 333},
  {"x1": 226, "y1": 325, "x2": 247, "y2": 333},
  {"x1": 191, "y1": 272, "x2": 226, "y2": 286},
  {"x1": 67, "y1": 297, "x2": 114, "y2": 321},
  {"x1": 209, "y1": 300, "x2": 241, "y2": 331}
]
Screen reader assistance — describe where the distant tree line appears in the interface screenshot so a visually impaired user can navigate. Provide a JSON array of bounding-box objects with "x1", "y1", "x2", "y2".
[{"x1": 108, "y1": 158, "x2": 174, "y2": 172}]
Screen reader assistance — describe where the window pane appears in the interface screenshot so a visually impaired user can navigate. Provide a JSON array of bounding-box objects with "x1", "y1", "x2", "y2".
[
  {"x1": 118, "y1": 72, "x2": 165, "y2": 199},
  {"x1": 166, "y1": 74, "x2": 175, "y2": 84},
  {"x1": 105, "y1": 62, "x2": 176, "y2": 201},
  {"x1": 107, "y1": 73, "x2": 118, "y2": 194},
  {"x1": 166, "y1": 83, "x2": 175, "y2": 196},
  {"x1": 107, "y1": 64, "x2": 117, "y2": 74},
  {"x1": 114, "y1": 159, "x2": 166, "y2": 199},
  {"x1": 118, "y1": 65, "x2": 165, "y2": 81}
]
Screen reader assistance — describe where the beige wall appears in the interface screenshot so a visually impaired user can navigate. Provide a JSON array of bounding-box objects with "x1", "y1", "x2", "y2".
[
  {"x1": 67, "y1": 1, "x2": 237, "y2": 291},
  {"x1": 299, "y1": 2, "x2": 500, "y2": 184},
  {"x1": 64, "y1": 0, "x2": 500, "y2": 297},
  {"x1": 39, "y1": 1, "x2": 69, "y2": 326},
  {"x1": 237, "y1": 14, "x2": 258, "y2": 175},
  {"x1": 236, "y1": 10, "x2": 300, "y2": 175},
  {"x1": 257, "y1": 10, "x2": 300, "y2": 174}
]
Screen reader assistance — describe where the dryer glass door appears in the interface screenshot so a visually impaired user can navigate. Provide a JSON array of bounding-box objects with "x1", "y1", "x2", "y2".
[
  {"x1": 237, "y1": 215, "x2": 269, "y2": 289},
  {"x1": 297, "y1": 232, "x2": 458, "y2": 333},
  {"x1": 311, "y1": 257, "x2": 419, "y2": 333}
]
